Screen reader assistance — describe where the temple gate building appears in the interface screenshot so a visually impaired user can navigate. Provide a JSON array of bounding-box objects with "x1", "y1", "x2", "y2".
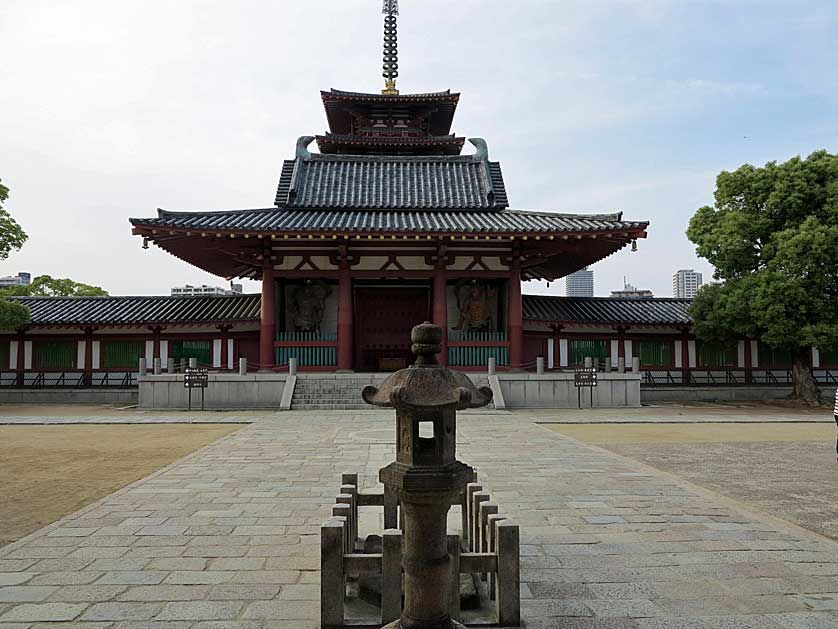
[{"x1": 129, "y1": 87, "x2": 648, "y2": 373}]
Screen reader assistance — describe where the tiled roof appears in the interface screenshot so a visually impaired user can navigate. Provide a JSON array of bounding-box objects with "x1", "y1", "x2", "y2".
[
  {"x1": 523, "y1": 295, "x2": 693, "y2": 326},
  {"x1": 132, "y1": 208, "x2": 646, "y2": 236},
  {"x1": 274, "y1": 154, "x2": 508, "y2": 209},
  {"x1": 323, "y1": 89, "x2": 459, "y2": 101},
  {"x1": 12, "y1": 294, "x2": 261, "y2": 327},
  {"x1": 10, "y1": 294, "x2": 690, "y2": 328}
]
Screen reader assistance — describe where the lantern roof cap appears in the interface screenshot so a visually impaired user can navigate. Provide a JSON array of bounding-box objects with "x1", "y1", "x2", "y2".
[{"x1": 362, "y1": 322, "x2": 493, "y2": 410}]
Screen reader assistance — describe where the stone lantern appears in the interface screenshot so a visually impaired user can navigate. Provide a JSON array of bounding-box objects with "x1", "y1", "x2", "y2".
[{"x1": 362, "y1": 321, "x2": 493, "y2": 629}]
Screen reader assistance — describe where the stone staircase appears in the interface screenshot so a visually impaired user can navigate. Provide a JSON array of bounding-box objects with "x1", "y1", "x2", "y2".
[
  {"x1": 290, "y1": 373, "x2": 494, "y2": 411},
  {"x1": 290, "y1": 374, "x2": 389, "y2": 410}
]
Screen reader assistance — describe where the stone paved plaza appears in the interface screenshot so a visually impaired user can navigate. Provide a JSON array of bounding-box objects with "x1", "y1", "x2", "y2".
[{"x1": 1, "y1": 407, "x2": 838, "y2": 627}]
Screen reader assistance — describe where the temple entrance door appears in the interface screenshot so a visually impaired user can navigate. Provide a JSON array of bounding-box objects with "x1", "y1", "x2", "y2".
[{"x1": 354, "y1": 286, "x2": 430, "y2": 372}]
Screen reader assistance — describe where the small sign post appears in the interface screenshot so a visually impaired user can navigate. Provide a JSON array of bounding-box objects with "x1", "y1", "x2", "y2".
[
  {"x1": 574, "y1": 367, "x2": 597, "y2": 409},
  {"x1": 183, "y1": 368, "x2": 209, "y2": 411}
]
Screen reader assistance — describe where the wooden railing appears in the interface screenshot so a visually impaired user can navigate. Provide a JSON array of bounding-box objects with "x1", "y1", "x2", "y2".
[
  {"x1": 642, "y1": 368, "x2": 838, "y2": 387},
  {"x1": 275, "y1": 332, "x2": 337, "y2": 367},
  {"x1": 0, "y1": 371, "x2": 136, "y2": 387},
  {"x1": 321, "y1": 472, "x2": 520, "y2": 628}
]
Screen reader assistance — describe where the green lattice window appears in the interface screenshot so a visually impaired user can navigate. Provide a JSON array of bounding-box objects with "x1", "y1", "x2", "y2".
[
  {"x1": 34, "y1": 340, "x2": 76, "y2": 370},
  {"x1": 638, "y1": 340, "x2": 673, "y2": 367},
  {"x1": 171, "y1": 340, "x2": 212, "y2": 367},
  {"x1": 102, "y1": 340, "x2": 145, "y2": 369},
  {"x1": 570, "y1": 339, "x2": 609, "y2": 366},
  {"x1": 758, "y1": 343, "x2": 793, "y2": 368},
  {"x1": 0, "y1": 341, "x2": 9, "y2": 369},
  {"x1": 698, "y1": 341, "x2": 737, "y2": 368}
]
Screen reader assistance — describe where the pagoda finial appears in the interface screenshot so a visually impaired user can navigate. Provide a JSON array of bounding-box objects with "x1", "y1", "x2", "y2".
[{"x1": 382, "y1": 0, "x2": 399, "y2": 95}]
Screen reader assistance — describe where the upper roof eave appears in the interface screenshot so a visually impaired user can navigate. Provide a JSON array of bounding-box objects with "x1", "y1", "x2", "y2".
[{"x1": 322, "y1": 88, "x2": 460, "y2": 102}]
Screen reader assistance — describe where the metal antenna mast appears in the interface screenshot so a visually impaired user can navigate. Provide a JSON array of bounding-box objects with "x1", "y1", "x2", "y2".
[{"x1": 382, "y1": 0, "x2": 399, "y2": 95}]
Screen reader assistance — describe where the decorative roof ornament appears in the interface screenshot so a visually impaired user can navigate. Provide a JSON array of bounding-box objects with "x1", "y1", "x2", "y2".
[{"x1": 382, "y1": 0, "x2": 399, "y2": 95}]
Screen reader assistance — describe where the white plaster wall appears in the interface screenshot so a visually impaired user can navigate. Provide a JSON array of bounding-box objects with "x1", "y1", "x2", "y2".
[
  {"x1": 737, "y1": 341, "x2": 746, "y2": 368},
  {"x1": 812, "y1": 347, "x2": 820, "y2": 368},
  {"x1": 228, "y1": 339, "x2": 235, "y2": 369},
  {"x1": 145, "y1": 340, "x2": 154, "y2": 363},
  {"x1": 274, "y1": 255, "x2": 337, "y2": 271},
  {"x1": 688, "y1": 340, "x2": 697, "y2": 368},
  {"x1": 9, "y1": 340, "x2": 18, "y2": 369},
  {"x1": 610, "y1": 340, "x2": 619, "y2": 368},
  {"x1": 624, "y1": 340, "x2": 633, "y2": 364},
  {"x1": 92, "y1": 341, "x2": 101, "y2": 369},
  {"x1": 674, "y1": 340, "x2": 683, "y2": 368},
  {"x1": 213, "y1": 339, "x2": 222, "y2": 368},
  {"x1": 547, "y1": 338, "x2": 554, "y2": 369},
  {"x1": 24, "y1": 341, "x2": 32, "y2": 369},
  {"x1": 559, "y1": 339, "x2": 569, "y2": 367},
  {"x1": 77, "y1": 341, "x2": 85, "y2": 369},
  {"x1": 160, "y1": 340, "x2": 169, "y2": 362},
  {"x1": 751, "y1": 340, "x2": 760, "y2": 367}
]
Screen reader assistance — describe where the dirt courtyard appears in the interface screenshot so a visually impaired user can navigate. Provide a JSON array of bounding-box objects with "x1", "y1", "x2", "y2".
[{"x1": 0, "y1": 423, "x2": 241, "y2": 545}]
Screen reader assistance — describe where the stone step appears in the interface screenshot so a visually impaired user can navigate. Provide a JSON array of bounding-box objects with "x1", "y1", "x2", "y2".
[{"x1": 290, "y1": 404, "x2": 373, "y2": 410}]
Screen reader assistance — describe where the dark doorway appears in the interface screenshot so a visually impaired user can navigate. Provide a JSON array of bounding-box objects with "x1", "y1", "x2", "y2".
[{"x1": 354, "y1": 285, "x2": 430, "y2": 371}]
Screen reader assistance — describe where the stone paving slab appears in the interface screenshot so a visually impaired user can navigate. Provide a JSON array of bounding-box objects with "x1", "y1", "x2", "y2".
[{"x1": 0, "y1": 410, "x2": 837, "y2": 627}]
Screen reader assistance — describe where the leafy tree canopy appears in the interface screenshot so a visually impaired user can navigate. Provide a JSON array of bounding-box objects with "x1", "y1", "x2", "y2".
[
  {"x1": 0, "y1": 179, "x2": 27, "y2": 260},
  {"x1": 687, "y1": 151, "x2": 838, "y2": 400},
  {"x1": 0, "y1": 299, "x2": 29, "y2": 331},
  {"x1": 0, "y1": 275, "x2": 108, "y2": 297}
]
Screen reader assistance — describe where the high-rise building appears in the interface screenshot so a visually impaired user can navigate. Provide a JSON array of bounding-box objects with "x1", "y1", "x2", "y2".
[
  {"x1": 0, "y1": 272, "x2": 31, "y2": 287},
  {"x1": 171, "y1": 283, "x2": 243, "y2": 297},
  {"x1": 566, "y1": 267, "x2": 594, "y2": 297},
  {"x1": 673, "y1": 269, "x2": 703, "y2": 298}
]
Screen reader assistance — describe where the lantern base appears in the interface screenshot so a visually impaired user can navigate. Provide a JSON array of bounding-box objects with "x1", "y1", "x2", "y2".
[{"x1": 381, "y1": 620, "x2": 466, "y2": 629}]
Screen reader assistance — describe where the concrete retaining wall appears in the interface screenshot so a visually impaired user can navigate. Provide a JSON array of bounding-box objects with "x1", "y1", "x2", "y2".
[
  {"x1": 641, "y1": 385, "x2": 837, "y2": 404},
  {"x1": 139, "y1": 373, "x2": 288, "y2": 410},
  {"x1": 497, "y1": 372, "x2": 641, "y2": 408},
  {"x1": 0, "y1": 389, "x2": 138, "y2": 405}
]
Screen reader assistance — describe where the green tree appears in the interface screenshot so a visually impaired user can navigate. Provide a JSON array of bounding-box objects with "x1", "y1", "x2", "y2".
[
  {"x1": 0, "y1": 275, "x2": 108, "y2": 297},
  {"x1": 687, "y1": 150, "x2": 838, "y2": 403},
  {"x1": 0, "y1": 179, "x2": 27, "y2": 259},
  {"x1": 0, "y1": 179, "x2": 30, "y2": 329},
  {"x1": 0, "y1": 299, "x2": 29, "y2": 331}
]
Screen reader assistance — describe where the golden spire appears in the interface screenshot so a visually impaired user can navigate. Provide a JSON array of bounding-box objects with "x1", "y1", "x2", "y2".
[{"x1": 382, "y1": 0, "x2": 399, "y2": 95}]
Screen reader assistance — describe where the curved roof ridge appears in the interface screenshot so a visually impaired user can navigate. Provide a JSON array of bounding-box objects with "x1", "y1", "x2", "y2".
[
  {"x1": 505, "y1": 210, "x2": 626, "y2": 221},
  {"x1": 139, "y1": 207, "x2": 277, "y2": 221}
]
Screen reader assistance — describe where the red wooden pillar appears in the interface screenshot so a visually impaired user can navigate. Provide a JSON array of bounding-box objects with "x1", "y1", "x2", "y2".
[
  {"x1": 744, "y1": 338, "x2": 752, "y2": 384},
  {"x1": 259, "y1": 264, "x2": 276, "y2": 371},
  {"x1": 152, "y1": 327, "x2": 161, "y2": 361},
  {"x1": 83, "y1": 327, "x2": 93, "y2": 386},
  {"x1": 337, "y1": 264, "x2": 354, "y2": 371},
  {"x1": 432, "y1": 265, "x2": 448, "y2": 366},
  {"x1": 219, "y1": 325, "x2": 230, "y2": 370},
  {"x1": 508, "y1": 263, "x2": 523, "y2": 369},
  {"x1": 617, "y1": 327, "x2": 626, "y2": 365},
  {"x1": 15, "y1": 329, "x2": 25, "y2": 386}
]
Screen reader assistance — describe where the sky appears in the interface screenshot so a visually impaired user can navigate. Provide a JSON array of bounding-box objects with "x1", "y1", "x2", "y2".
[{"x1": 1, "y1": 0, "x2": 836, "y2": 297}]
